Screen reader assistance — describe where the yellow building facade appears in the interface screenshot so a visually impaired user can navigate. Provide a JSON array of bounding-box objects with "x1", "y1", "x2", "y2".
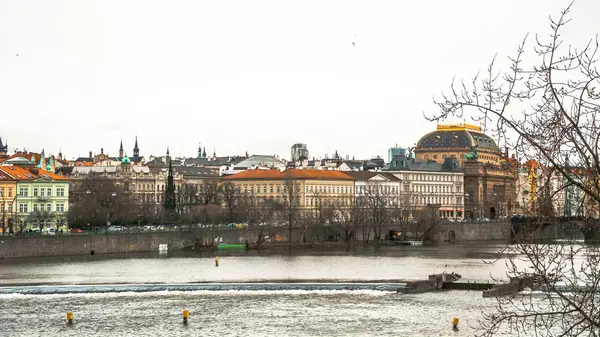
[
  {"x1": 223, "y1": 169, "x2": 355, "y2": 208},
  {"x1": 0, "y1": 171, "x2": 16, "y2": 231}
]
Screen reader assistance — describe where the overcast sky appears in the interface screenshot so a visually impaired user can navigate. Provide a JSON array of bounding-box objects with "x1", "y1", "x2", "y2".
[{"x1": 1, "y1": 0, "x2": 598, "y2": 161}]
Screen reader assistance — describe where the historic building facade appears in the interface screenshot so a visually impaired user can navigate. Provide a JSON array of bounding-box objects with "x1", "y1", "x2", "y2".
[
  {"x1": 0, "y1": 166, "x2": 69, "y2": 232},
  {"x1": 222, "y1": 169, "x2": 355, "y2": 209},
  {"x1": 0, "y1": 169, "x2": 16, "y2": 231},
  {"x1": 415, "y1": 123, "x2": 502, "y2": 166},
  {"x1": 385, "y1": 154, "x2": 465, "y2": 219}
]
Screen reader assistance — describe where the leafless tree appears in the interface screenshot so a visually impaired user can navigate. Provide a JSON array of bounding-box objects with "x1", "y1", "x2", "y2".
[
  {"x1": 197, "y1": 179, "x2": 220, "y2": 224},
  {"x1": 331, "y1": 195, "x2": 357, "y2": 244},
  {"x1": 69, "y1": 175, "x2": 128, "y2": 228},
  {"x1": 28, "y1": 210, "x2": 53, "y2": 230},
  {"x1": 220, "y1": 182, "x2": 243, "y2": 223},
  {"x1": 359, "y1": 181, "x2": 396, "y2": 242},
  {"x1": 429, "y1": 3, "x2": 600, "y2": 335},
  {"x1": 280, "y1": 177, "x2": 302, "y2": 244},
  {"x1": 304, "y1": 191, "x2": 337, "y2": 243}
]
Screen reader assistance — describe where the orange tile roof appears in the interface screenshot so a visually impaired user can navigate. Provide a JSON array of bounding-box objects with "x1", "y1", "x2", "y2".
[
  {"x1": 0, "y1": 166, "x2": 37, "y2": 180},
  {"x1": 35, "y1": 169, "x2": 68, "y2": 181},
  {"x1": 224, "y1": 169, "x2": 355, "y2": 181},
  {"x1": 0, "y1": 166, "x2": 67, "y2": 181},
  {"x1": 74, "y1": 162, "x2": 93, "y2": 167},
  {"x1": 0, "y1": 168, "x2": 15, "y2": 181}
]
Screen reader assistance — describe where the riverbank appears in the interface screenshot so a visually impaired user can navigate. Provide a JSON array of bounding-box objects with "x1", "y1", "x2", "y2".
[{"x1": 0, "y1": 220, "x2": 518, "y2": 259}]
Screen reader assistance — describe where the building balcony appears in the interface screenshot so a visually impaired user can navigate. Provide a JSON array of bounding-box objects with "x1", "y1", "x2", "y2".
[{"x1": 38, "y1": 195, "x2": 50, "y2": 201}]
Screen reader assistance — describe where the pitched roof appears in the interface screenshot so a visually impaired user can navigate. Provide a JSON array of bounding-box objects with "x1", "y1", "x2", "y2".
[
  {"x1": 174, "y1": 166, "x2": 220, "y2": 178},
  {"x1": 344, "y1": 171, "x2": 401, "y2": 182},
  {"x1": 0, "y1": 166, "x2": 67, "y2": 181},
  {"x1": 223, "y1": 169, "x2": 354, "y2": 181},
  {"x1": 0, "y1": 166, "x2": 37, "y2": 180},
  {"x1": 0, "y1": 168, "x2": 15, "y2": 181}
]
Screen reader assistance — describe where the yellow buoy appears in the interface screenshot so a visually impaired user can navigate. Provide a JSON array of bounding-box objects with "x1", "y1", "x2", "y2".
[
  {"x1": 183, "y1": 309, "x2": 189, "y2": 324},
  {"x1": 452, "y1": 317, "x2": 459, "y2": 329},
  {"x1": 215, "y1": 256, "x2": 219, "y2": 267},
  {"x1": 66, "y1": 312, "x2": 74, "y2": 324}
]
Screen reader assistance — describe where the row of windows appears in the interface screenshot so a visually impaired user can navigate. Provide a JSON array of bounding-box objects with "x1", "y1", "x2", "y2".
[
  {"x1": 412, "y1": 185, "x2": 462, "y2": 194},
  {"x1": 0, "y1": 187, "x2": 13, "y2": 197},
  {"x1": 356, "y1": 185, "x2": 398, "y2": 194},
  {"x1": 306, "y1": 185, "x2": 353, "y2": 194},
  {"x1": 408, "y1": 174, "x2": 462, "y2": 182},
  {"x1": 12, "y1": 187, "x2": 67, "y2": 197},
  {"x1": 18, "y1": 203, "x2": 66, "y2": 213},
  {"x1": 240, "y1": 184, "x2": 299, "y2": 195},
  {"x1": 414, "y1": 196, "x2": 463, "y2": 205}
]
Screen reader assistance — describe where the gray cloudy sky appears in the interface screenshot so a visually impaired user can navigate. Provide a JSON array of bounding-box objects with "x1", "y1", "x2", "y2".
[{"x1": 1, "y1": 0, "x2": 598, "y2": 161}]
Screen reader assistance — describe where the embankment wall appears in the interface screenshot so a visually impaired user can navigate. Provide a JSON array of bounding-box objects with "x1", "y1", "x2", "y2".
[{"x1": 0, "y1": 231, "x2": 196, "y2": 258}]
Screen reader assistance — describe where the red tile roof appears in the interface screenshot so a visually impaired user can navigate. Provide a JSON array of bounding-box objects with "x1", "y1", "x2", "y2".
[
  {"x1": 224, "y1": 169, "x2": 354, "y2": 181},
  {"x1": 0, "y1": 166, "x2": 67, "y2": 181}
]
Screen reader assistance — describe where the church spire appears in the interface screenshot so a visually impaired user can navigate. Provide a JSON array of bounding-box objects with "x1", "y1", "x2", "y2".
[
  {"x1": 213, "y1": 148, "x2": 216, "y2": 158},
  {"x1": 119, "y1": 139, "x2": 124, "y2": 159},
  {"x1": 166, "y1": 147, "x2": 170, "y2": 158},
  {"x1": 133, "y1": 136, "x2": 139, "y2": 157},
  {"x1": 164, "y1": 156, "x2": 177, "y2": 214},
  {"x1": 202, "y1": 147, "x2": 206, "y2": 158},
  {"x1": 198, "y1": 143, "x2": 202, "y2": 159}
]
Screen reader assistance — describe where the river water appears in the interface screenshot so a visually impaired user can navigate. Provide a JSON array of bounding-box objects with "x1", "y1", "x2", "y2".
[{"x1": 0, "y1": 245, "x2": 521, "y2": 336}]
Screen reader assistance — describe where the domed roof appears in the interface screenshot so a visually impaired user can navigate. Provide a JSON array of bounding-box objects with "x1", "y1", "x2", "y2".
[
  {"x1": 121, "y1": 155, "x2": 131, "y2": 164},
  {"x1": 416, "y1": 124, "x2": 499, "y2": 150}
]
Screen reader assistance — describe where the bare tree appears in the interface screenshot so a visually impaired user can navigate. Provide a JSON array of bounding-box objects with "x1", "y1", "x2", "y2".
[
  {"x1": 281, "y1": 177, "x2": 302, "y2": 245},
  {"x1": 69, "y1": 175, "x2": 128, "y2": 228},
  {"x1": 305, "y1": 191, "x2": 336, "y2": 243},
  {"x1": 197, "y1": 179, "x2": 220, "y2": 224},
  {"x1": 429, "y1": 3, "x2": 600, "y2": 336},
  {"x1": 361, "y1": 181, "x2": 395, "y2": 242}
]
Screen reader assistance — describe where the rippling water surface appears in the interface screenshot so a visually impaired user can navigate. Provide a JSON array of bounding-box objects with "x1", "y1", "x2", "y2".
[
  {"x1": 0, "y1": 290, "x2": 494, "y2": 336},
  {"x1": 0, "y1": 245, "x2": 520, "y2": 336}
]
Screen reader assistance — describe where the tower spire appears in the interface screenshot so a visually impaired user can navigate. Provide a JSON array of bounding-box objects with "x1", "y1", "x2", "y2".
[
  {"x1": 198, "y1": 143, "x2": 202, "y2": 159},
  {"x1": 133, "y1": 136, "x2": 139, "y2": 157},
  {"x1": 119, "y1": 139, "x2": 124, "y2": 159}
]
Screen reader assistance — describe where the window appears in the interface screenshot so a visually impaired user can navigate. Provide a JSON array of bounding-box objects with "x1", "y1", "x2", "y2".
[
  {"x1": 19, "y1": 188, "x2": 28, "y2": 197},
  {"x1": 47, "y1": 188, "x2": 52, "y2": 196},
  {"x1": 433, "y1": 154, "x2": 438, "y2": 159},
  {"x1": 47, "y1": 203, "x2": 51, "y2": 211},
  {"x1": 263, "y1": 185, "x2": 267, "y2": 193},
  {"x1": 57, "y1": 188, "x2": 65, "y2": 197},
  {"x1": 277, "y1": 185, "x2": 281, "y2": 193},
  {"x1": 8, "y1": 188, "x2": 12, "y2": 197},
  {"x1": 19, "y1": 204, "x2": 28, "y2": 213},
  {"x1": 269, "y1": 185, "x2": 273, "y2": 193},
  {"x1": 7, "y1": 204, "x2": 12, "y2": 213},
  {"x1": 33, "y1": 204, "x2": 38, "y2": 212},
  {"x1": 33, "y1": 188, "x2": 38, "y2": 197},
  {"x1": 40, "y1": 188, "x2": 45, "y2": 197}
]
